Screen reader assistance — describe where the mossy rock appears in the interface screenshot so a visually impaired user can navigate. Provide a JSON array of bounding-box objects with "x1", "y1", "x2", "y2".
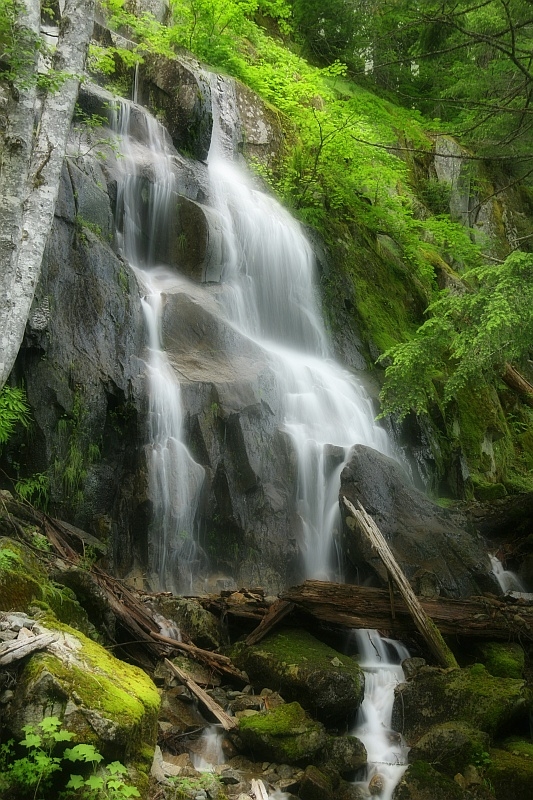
[
  {"x1": 474, "y1": 642, "x2": 525, "y2": 679},
  {"x1": 0, "y1": 537, "x2": 47, "y2": 610},
  {"x1": 299, "y1": 764, "x2": 335, "y2": 800},
  {"x1": 7, "y1": 618, "x2": 160, "y2": 769},
  {"x1": 317, "y1": 733, "x2": 367, "y2": 775},
  {"x1": 409, "y1": 722, "x2": 490, "y2": 776},
  {"x1": 472, "y1": 480, "x2": 507, "y2": 501},
  {"x1": 486, "y1": 742, "x2": 533, "y2": 800},
  {"x1": 151, "y1": 596, "x2": 227, "y2": 650},
  {"x1": 238, "y1": 701, "x2": 327, "y2": 764},
  {"x1": 232, "y1": 628, "x2": 364, "y2": 724},
  {"x1": 0, "y1": 535, "x2": 98, "y2": 638},
  {"x1": 392, "y1": 665, "x2": 531, "y2": 745},
  {"x1": 394, "y1": 761, "x2": 466, "y2": 800}
]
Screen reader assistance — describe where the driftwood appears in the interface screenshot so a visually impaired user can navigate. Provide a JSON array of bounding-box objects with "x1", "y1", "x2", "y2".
[
  {"x1": 0, "y1": 633, "x2": 57, "y2": 666},
  {"x1": 503, "y1": 363, "x2": 533, "y2": 407},
  {"x1": 282, "y1": 580, "x2": 533, "y2": 641},
  {"x1": 250, "y1": 779, "x2": 270, "y2": 800},
  {"x1": 152, "y1": 631, "x2": 247, "y2": 683},
  {"x1": 245, "y1": 599, "x2": 295, "y2": 646},
  {"x1": 342, "y1": 497, "x2": 459, "y2": 668},
  {"x1": 164, "y1": 658, "x2": 238, "y2": 730}
]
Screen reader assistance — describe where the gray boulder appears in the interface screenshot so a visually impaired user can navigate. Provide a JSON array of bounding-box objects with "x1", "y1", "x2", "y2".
[{"x1": 340, "y1": 445, "x2": 499, "y2": 598}]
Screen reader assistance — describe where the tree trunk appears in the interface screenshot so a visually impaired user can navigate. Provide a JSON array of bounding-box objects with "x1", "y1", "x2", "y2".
[
  {"x1": 282, "y1": 580, "x2": 533, "y2": 642},
  {"x1": 502, "y1": 363, "x2": 533, "y2": 407},
  {"x1": 342, "y1": 497, "x2": 459, "y2": 668},
  {"x1": 0, "y1": 0, "x2": 95, "y2": 389}
]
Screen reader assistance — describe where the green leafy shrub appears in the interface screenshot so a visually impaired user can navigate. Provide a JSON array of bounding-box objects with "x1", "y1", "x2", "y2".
[
  {"x1": 0, "y1": 385, "x2": 31, "y2": 447},
  {"x1": 0, "y1": 716, "x2": 140, "y2": 799}
]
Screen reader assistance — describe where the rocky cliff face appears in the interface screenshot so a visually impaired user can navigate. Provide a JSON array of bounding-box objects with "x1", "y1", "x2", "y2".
[{"x1": 9, "y1": 57, "x2": 304, "y2": 593}]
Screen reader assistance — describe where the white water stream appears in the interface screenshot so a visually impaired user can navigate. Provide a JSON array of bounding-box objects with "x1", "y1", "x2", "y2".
[
  {"x1": 490, "y1": 554, "x2": 526, "y2": 594},
  {"x1": 351, "y1": 630, "x2": 410, "y2": 800},
  {"x1": 113, "y1": 100, "x2": 205, "y2": 592}
]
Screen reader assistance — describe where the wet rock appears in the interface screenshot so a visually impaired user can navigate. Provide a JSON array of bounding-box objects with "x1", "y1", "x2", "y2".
[
  {"x1": 393, "y1": 761, "x2": 466, "y2": 799},
  {"x1": 392, "y1": 664, "x2": 531, "y2": 745},
  {"x1": 409, "y1": 722, "x2": 490, "y2": 776},
  {"x1": 317, "y1": 733, "x2": 367, "y2": 775},
  {"x1": 150, "y1": 596, "x2": 227, "y2": 650},
  {"x1": 369, "y1": 772, "x2": 385, "y2": 795},
  {"x1": 299, "y1": 764, "x2": 335, "y2": 800},
  {"x1": 233, "y1": 628, "x2": 365, "y2": 725},
  {"x1": 237, "y1": 701, "x2": 327, "y2": 765},
  {"x1": 486, "y1": 739, "x2": 533, "y2": 800},
  {"x1": 340, "y1": 445, "x2": 500, "y2": 598},
  {"x1": 139, "y1": 55, "x2": 213, "y2": 161}
]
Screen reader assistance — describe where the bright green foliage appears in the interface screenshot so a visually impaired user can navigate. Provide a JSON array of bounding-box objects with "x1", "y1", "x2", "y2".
[
  {"x1": 0, "y1": 716, "x2": 140, "y2": 799},
  {"x1": 15, "y1": 471, "x2": 50, "y2": 510},
  {"x1": 0, "y1": 0, "x2": 39, "y2": 87},
  {"x1": 379, "y1": 252, "x2": 533, "y2": 418},
  {"x1": 0, "y1": 385, "x2": 31, "y2": 446}
]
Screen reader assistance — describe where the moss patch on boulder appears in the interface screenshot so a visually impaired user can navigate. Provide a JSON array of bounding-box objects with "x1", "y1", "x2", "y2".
[
  {"x1": 409, "y1": 722, "x2": 490, "y2": 776},
  {"x1": 238, "y1": 701, "x2": 326, "y2": 764},
  {"x1": 8, "y1": 618, "x2": 159, "y2": 769},
  {"x1": 392, "y1": 664, "x2": 531, "y2": 745},
  {"x1": 0, "y1": 537, "x2": 47, "y2": 610},
  {"x1": 394, "y1": 761, "x2": 466, "y2": 800},
  {"x1": 232, "y1": 628, "x2": 364, "y2": 725},
  {"x1": 486, "y1": 742, "x2": 533, "y2": 800},
  {"x1": 475, "y1": 642, "x2": 525, "y2": 679}
]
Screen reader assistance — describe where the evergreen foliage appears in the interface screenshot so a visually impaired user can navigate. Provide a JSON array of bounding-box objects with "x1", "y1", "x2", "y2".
[{"x1": 379, "y1": 252, "x2": 533, "y2": 418}]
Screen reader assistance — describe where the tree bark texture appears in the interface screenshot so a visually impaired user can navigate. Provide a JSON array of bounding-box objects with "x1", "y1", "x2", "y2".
[
  {"x1": 282, "y1": 580, "x2": 533, "y2": 642},
  {"x1": 0, "y1": 0, "x2": 95, "y2": 389}
]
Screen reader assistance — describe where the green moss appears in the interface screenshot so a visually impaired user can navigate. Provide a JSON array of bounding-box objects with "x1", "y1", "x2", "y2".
[
  {"x1": 395, "y1": 761, "x2": 465, "y2": 799},
  {"x1": 476, "y1": 643, "x2": 525, "y2": 679},
  {"x1": 410, "y1": 722, "x2": 490, "y2": 776},
  {"x1": 0, "y1": 537, "x2": 47, "y2": 611},
  {"x1": 20, "y1": 619, "x2": 159, "y2": 765},
  {"x1": 238, "y1": 701, "x2": 326, "y2": 764},
  {"x1": 487, "y1": 746, "x2": 533, "y2": 800}
]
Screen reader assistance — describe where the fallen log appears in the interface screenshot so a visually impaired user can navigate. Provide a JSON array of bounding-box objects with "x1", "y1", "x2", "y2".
[
  {"x1": 282, "y1": 580, "x2": 533, "y2": 642},
  {"x1": 251, "y1": 779, "x2": 270, "y2": 800},
  {"x1": 245, "y1": 599, "x2": 295, "y2": 646},
  {"x1": 343, "y1": 498, "x2": 459, "y2": 668},
  {"x1": 164, "y1": 658, "x2": 238, "y2": 730},
  {"x1": 0, "y1": 633, "x2": 58, "y2": 666},
  {"x1": 152, "y1": 631, "x2": 247, "y2": 683}
]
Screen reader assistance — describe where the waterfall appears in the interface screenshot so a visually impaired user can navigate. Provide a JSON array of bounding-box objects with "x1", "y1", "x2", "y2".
[
  {"x1": 207, "y1": 74, "x2": 394, "y2": 579},
  {"x1": 490, "y1": 554, "x2": 526, "y2": 594},
  {"x1": 351, "y1": 630, "x2": 410, "y2": 800},
  {"x1": 112, "y1": 100, "x2": 205, "y2": 593},
  {"x1": 110, "y1": 68, "x2": 396, "y2": 590}
]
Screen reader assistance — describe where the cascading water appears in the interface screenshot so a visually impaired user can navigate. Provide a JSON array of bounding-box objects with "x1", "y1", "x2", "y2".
[
  {"x1": 207, "y1": 74, "x2": 395, "y2": 579},
  {"x1": 490, "y1": 554, "x2": 527, "y2": 594},
  {"x1": 112, "y1": 99, "x2": 205, "y2": 592},
  {"x1": 351, "y1": 629, "x2": 410, "y2": 800}
]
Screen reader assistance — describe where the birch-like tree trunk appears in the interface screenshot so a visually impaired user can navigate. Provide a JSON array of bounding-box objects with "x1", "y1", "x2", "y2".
[{"x1": 0, "y1": 0, "x2": 95, "y2": 390}]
